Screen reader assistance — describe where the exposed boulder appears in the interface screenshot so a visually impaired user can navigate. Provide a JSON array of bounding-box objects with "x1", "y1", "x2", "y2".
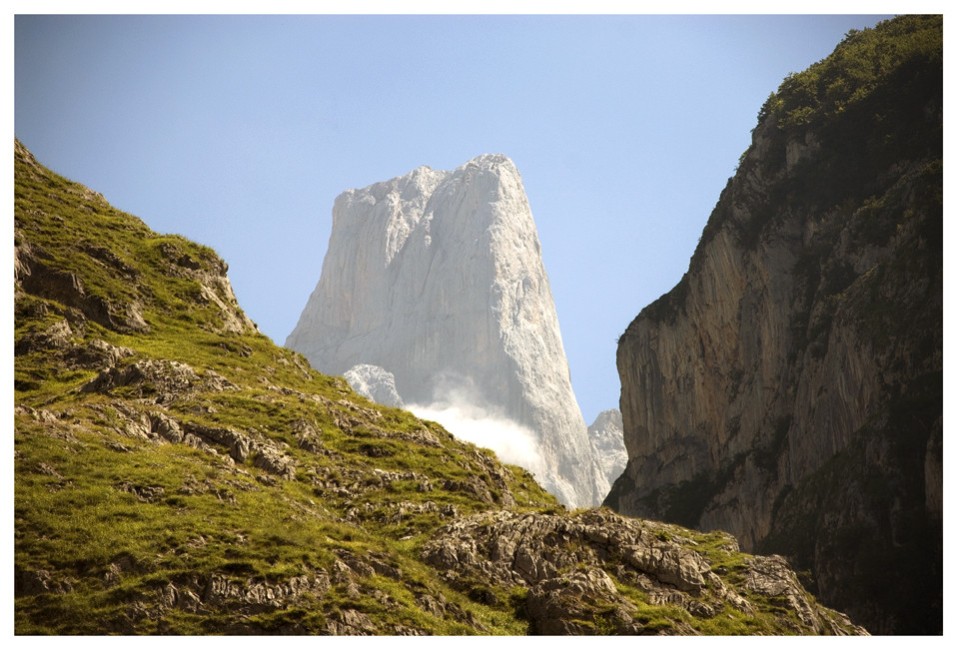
[
  {"x1": 15, "y1": 243, "x2": 149, "y2": 333},
  {"x1": 81, "y1": 358, "x2": 237, "y2": 400}
]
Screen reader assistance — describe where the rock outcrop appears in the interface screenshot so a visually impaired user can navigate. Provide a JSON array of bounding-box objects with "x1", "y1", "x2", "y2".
[
  {"x1": 343, "y1": 364, "x2": 404, "y2": 408},
  {"x1": 422, "y1": 509, "x2": 865, "y2": 635},
  {"x1": 605, "y1": 16, "x2": 942, "y2": 634},
  {"x1": 13, "y1": 140, "x2": 256, "y2": 339},
  {"x1": 286, "y1": 154, "x2": 606, "y2": 507}
]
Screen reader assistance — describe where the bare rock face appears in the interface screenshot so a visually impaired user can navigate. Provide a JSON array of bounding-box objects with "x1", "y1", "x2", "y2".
[
  {"x1": 287, "y1": 154, "x2": 606, "y2": 507},
  {"x1": 15, "y1": 236, "x2": 149, "y2": 334},
  {"x1": 587, "y1": 409, "x2": 627, "y2": 487},
  {"x1": 343, "y1": 364, "x2": 404, "y2": 408},
  {"x1": 606, "y1": 17, "x2": 942, "y2": 634}
]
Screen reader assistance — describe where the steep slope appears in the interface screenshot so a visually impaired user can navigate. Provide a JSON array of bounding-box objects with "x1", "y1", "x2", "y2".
[
  {"x1": 14, "y1": 140, "x2": 865, "y2": 635},
  {"x1": 606, "y1": 16, "x2": 941, "y2": 635},
  {"x1": 286, "y1": 155, "x2": 606, "y2": 507}
]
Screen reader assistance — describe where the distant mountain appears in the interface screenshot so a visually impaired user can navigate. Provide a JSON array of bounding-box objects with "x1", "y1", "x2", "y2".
[
  {"x1": 587, "y1": 409, "x2": 627, "y2": 487},
  {"x1": 286, "y1": 154, "x2": 607, "y2": 507},
  {"x1": 606, "y1": 15, "x2": 942, "y2": 634},
  {"x1": 14, "y1": 140, "x2": 864, "y2": 635}
]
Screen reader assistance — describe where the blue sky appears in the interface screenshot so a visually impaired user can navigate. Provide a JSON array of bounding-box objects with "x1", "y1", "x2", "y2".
[{"x1": 14, "y1": 11, "x2": 895, "y2": 423}]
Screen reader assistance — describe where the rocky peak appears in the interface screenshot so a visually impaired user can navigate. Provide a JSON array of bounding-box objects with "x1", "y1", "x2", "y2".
[{"x1": 287, "y1": 154, "x2": 607, "y2": 507}]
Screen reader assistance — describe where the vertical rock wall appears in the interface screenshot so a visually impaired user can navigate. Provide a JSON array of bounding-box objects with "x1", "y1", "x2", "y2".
[
  {"x1": 287, "y1": 155, "x2": 607, "y2": 506},
  {"x1": 606, "y1": 16, "x2": 942, "y2": 634}
]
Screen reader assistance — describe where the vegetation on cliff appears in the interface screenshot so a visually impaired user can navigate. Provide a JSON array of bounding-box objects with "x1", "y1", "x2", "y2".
[{"x1": 14, "y1": 140, "x2": 864, "y2": 635}]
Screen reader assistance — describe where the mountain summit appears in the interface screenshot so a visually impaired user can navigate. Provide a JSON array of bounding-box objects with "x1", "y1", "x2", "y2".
[{"x1": 287, "y1": 154, "x2": 607, "y2": 507}]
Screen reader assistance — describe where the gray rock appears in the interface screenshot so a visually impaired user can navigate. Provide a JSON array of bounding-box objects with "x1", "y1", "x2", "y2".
[
  {"x1": 608, "y1": 29, "x2": 942, "y2": 634},
  {"x1": 81, "y1": 358, "x2": 236, "y2": 400},
  {"x1": 420, "y1": 508, "x2": 865, "y2": 635},
  {"x1": 343, "y1": 364, "x2": 404, "y2": 407},
  {"x1": 526, "y1": 567, "x2": 652, "y2": 635},
  {"x1": 587, "y1": 409, "x2": 627, "y2": 487},
  {"x1": 287, "y1": 154, "x2": 606, "y2": 507}
]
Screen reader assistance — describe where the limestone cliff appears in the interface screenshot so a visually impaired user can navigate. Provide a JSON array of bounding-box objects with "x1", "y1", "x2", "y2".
[
  {"x1": 605, "y1": 16, "x2": 941, "y2": 635},
  {"x1": 287, "y1": 155, "x2": 607, "y2": 507},
  {"x1": 588, "y1": 409, "x2": 628, "y2": 487}
]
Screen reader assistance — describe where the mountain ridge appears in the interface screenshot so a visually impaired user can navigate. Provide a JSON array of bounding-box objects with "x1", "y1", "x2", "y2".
[{"x1": 14, "y1": 139, "x2": 864, "y2": 635}]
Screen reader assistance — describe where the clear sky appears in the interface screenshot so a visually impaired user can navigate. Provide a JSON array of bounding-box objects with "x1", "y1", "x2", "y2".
[{"x1": 13, "y1": 8, "x2": 895, "y2": 423}]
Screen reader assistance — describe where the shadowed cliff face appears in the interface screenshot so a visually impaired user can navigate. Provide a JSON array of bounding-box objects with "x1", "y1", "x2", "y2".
[{"x1": 606, "y1": 16, "x2": 941, "y2": 635}]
